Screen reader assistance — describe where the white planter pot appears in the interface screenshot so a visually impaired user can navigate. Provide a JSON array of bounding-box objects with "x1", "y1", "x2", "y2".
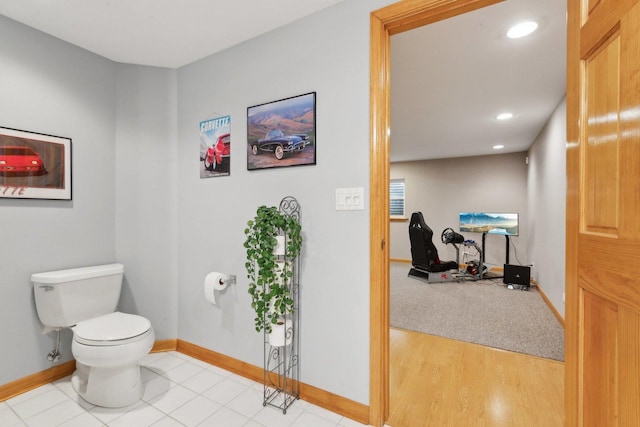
[{"x1": 268, "y1": 317, "x2": 293, "y2": 347}]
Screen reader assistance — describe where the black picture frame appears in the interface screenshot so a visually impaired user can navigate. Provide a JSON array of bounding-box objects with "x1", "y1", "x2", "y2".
[{"x1": 247, "y1": 92, "x2": 316, "y2": 171}]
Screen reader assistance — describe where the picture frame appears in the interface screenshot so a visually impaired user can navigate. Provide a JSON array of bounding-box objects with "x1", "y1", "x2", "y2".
[
  {"x1": 0, "y1": 127, "x2": 72, "y2": 200},
  {"x1": 199, "y1": 115, "x2": 231, "y2": 178},
  {"x1": 247, "y1": 92, "x2": 316, "y2": 171}
]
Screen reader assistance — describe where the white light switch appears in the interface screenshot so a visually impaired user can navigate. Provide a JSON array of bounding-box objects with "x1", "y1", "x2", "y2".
[{"x1": 336, "y1": 187, "x2": 364, "y2": 211}]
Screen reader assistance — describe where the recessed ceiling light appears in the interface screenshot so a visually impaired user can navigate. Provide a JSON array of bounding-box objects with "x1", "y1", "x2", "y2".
[
  {"x1": 493, "y1": 145, "x2": 505, "y2": 150},
  {"x1": 496, "y1": 112, "x2": 514, "y2": 120},
  {"x1": 507, "y1": 21, "x2": 538, "y2": 39}
]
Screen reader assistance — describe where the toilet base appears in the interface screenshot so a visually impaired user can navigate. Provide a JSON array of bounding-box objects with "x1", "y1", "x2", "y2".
[{"x1": 72, "y1": 361, "x2": 143, "y2": 408}]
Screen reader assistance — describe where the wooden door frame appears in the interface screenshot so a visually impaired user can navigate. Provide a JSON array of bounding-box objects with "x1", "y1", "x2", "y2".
[
  {"x1": 564, "y1": 0, "x2": 579, "y2": 424},
  {"x1": 369, "y1": 1, "x2": 506, "y2": 425}
]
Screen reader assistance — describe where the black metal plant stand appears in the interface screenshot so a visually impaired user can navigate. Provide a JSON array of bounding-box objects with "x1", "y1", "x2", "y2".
[{"x1": 262, "y1": 196, "x2": 300, "y2": 414}]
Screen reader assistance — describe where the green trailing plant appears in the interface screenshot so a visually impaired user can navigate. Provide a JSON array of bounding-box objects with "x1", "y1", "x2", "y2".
[{"x1": 244, "y1": 205, "x2": 302, "y2": 333}]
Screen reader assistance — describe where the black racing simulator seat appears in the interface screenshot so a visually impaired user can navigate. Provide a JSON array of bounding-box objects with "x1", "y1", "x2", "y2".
[{"x1": 408, "y1": 212, "x2": 460, "y2": 282}]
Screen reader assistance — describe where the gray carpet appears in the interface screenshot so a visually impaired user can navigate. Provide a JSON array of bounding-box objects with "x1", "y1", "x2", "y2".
[{"x1": 390, "y1": 263, "x2": 565, "y2": 361}]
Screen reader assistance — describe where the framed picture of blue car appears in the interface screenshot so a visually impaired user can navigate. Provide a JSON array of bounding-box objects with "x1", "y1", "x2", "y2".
[{"x1": 247, "y1": 92, "x2": 316, "y2": 171}]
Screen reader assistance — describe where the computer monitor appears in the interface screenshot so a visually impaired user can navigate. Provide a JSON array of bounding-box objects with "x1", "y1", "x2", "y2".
[{"x1": 459, "y1": 212, "x2": 519, "y2": 236}]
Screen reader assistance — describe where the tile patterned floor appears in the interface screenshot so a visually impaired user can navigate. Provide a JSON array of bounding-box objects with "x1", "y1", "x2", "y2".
[{"x1": 0, "y1": 352, "x2": 370, "y2": 427}]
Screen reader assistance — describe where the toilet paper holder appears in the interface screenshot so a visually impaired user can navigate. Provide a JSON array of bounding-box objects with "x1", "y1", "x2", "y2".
[
  {"x1": 211, "y1": 273, "x2": 236, "y2": 286},
  {"x1": 204, "y1": 272, "x2": 236, "y2": 305},
  {"x1": 219, "y1": 275, "x2": 236, "y2": 286}
]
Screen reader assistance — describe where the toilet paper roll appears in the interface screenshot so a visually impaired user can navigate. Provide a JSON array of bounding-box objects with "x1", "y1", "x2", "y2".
[
  {"x1": 268, "y1": 317, "x2": 293, "y2": 347},
  {"x1": 204, "y1": 272, "x2": 228, "y2": 305},
  {"x1": 273, "y1": 235, "x2": 285, "y2": 256}
]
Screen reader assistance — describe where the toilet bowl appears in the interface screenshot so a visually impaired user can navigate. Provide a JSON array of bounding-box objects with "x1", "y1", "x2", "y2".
[
  {"x1": 32, "y1": 263, "x2": 155, "y2": 408},
  {"x1": 71, "y1": 311, "x2": 155, "y2": 407}
]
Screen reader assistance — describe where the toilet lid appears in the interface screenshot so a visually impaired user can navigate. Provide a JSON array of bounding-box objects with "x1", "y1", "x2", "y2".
[{"x1": 73, "y1": 312, "x2": 151, "y2": 342}]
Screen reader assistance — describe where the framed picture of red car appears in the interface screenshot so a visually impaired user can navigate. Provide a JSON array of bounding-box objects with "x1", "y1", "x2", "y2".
[
  {"x1": 247, "y1": 92, "x2": 316, "y2": 171},
  {"x1": 0, "y1": 127, "x2": 72, "y2": 200},
  {"x1": 200, "y1": 115, "x2": 231, "y2": 178}
]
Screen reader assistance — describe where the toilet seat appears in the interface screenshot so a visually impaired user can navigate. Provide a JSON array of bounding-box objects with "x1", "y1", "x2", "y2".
[{"x1": 73, "y1": 312, "x2": 151, "y2": 346}]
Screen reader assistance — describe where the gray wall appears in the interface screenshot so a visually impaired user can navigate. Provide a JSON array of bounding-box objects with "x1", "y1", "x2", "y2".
[
  {"x1": 175, "y1": 0, "x2": 392, "y2": 404},
  {"x1": 0, "y1": 15, "x2": 117, "y2": 384},
  {"x1": 390, "y1": 152, "x2": 530, "y2": 268},
  {"x1": 0, "y1": 0, "x2": 395, "y2": 405},
  {"x1": 527, "y1": 97, "x2": 566, "y2": 317},
  {"x1": 114, "y1": 65, "x2": 179, "y2": 338}
]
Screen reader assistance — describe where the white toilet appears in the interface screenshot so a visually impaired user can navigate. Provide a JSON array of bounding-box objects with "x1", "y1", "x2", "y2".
[{"x1": 32, "y1": 263, "x2": 155, "y2": 408}]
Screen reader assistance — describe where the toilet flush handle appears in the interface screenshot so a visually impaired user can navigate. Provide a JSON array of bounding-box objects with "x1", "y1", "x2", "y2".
[{"x1": 39, "y1": 285, "x2": 55, "y2": 292}]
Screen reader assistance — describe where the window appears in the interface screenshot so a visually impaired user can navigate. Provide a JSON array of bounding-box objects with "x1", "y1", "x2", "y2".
[{"x1": 390, "y1": 179, "x2": 405, "y2": 218}]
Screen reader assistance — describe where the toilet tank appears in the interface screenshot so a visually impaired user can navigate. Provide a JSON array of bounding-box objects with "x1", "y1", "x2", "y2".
[{"x1": 32, "y1": 263, "x2": 124, "y2": 328}]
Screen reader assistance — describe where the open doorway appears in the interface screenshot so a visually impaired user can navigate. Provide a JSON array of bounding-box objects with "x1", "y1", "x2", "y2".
[
  {"x1": 388, "y1": 0, "x2": 565, "y2": 354},
  {"x1": 369, "y1": 0, "x2": 565, "y2": 425}
]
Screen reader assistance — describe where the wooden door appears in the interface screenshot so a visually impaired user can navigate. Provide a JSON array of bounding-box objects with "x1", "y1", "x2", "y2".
[{"x1": 566, "y1": 0, "x2": 640, "y2": 425}]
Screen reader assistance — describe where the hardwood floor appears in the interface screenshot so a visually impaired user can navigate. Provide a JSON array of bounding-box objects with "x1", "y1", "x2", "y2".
[{"x1": 388, "y1": 328, "x2": 564, "y2": 427}]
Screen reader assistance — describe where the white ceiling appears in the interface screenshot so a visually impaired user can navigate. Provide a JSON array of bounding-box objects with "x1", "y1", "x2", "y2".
[
  {"x1": 0, "y1": 0, "x2": 565, "y2": 162},
  {"x1": 0, "y1": 0, "x2": 345, "y2": 68},
  {"x1": 390, "y1": 0, "x2": 566, "y2": 162}
]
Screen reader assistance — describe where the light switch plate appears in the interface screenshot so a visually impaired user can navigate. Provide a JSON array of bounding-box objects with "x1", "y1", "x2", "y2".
[{"x1": 336, "y1": 187, "x2": 364, "y2": 210}]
